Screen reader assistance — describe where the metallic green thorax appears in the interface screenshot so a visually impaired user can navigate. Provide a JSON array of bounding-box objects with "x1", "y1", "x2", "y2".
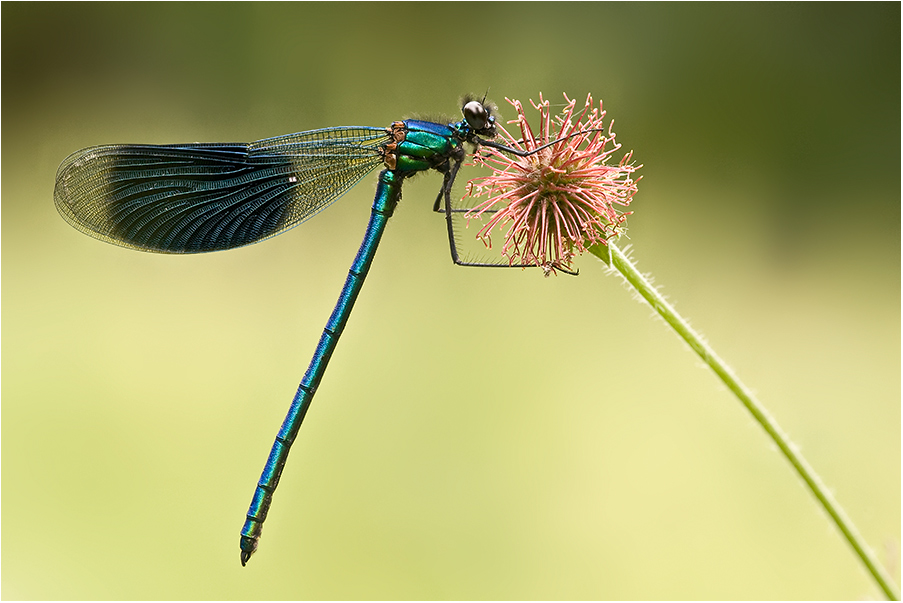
[{"x1": 380, "y1": 120, "x2": 461, "y2": 173}]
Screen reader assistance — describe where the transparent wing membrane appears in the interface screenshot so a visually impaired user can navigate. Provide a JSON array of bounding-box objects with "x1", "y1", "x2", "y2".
[{"x1": 54, "y1": 127, "x2": 388, "y2": 253}]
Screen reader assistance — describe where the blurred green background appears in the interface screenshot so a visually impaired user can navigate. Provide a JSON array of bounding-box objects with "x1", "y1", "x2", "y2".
[{"x1": 3, "y1": 3, "x2": 899, "y2": 599}]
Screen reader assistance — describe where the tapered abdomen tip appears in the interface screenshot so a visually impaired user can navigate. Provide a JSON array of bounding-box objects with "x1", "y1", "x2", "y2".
[{"x1": 240, "y1": 534, "x2": 258, "y2": 566}]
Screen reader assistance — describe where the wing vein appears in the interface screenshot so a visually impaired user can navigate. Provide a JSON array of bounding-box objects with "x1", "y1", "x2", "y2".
[{"x1": 54, "y1": 127, "x2": 389, "y2": 253}]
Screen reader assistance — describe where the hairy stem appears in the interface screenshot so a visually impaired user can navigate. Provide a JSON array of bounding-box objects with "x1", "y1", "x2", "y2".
[{"x1": 589, "y1": 242, "x2": 899, "y2": 600}]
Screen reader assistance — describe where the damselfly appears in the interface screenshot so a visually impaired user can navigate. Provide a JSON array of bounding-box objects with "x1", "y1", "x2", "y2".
[{"x1": 54, "y1": 97, "x2": 578, "y2": 565}]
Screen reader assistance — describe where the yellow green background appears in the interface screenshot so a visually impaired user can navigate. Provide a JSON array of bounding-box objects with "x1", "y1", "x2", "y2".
[{"x1": 3, "y1": 3, "x2": 899, "y2": 599}]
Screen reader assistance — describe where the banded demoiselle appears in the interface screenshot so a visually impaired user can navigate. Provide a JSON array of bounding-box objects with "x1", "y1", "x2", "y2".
[{"x1": 54, "y1": 97, "x2": 575, "y2": 565}]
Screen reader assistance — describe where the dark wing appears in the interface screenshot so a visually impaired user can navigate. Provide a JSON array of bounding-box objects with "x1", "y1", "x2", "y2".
[{"x1": 53, "y1": 127, "x2": 388, "y2": 253}]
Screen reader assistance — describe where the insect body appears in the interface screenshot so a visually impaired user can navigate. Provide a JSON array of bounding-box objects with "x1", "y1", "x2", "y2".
[{"x1": 55, "y1": 98, "x2": 541, "y2": 565}]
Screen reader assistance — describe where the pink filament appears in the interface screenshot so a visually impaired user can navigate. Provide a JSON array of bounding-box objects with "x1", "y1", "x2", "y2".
[{"x1": 465, "y1": 93, "x2": 641, "y2": 273}]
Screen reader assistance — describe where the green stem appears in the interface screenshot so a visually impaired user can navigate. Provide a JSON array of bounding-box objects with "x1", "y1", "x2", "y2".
[{"x1": 589, "y1": 242, "x2": 900, "y2": 601}]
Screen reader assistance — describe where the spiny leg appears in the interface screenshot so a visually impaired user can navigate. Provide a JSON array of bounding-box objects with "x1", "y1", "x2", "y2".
[
  {"x1": 475, "y1": 126, "x2": 608, "y2": 158},
  {"x1": 435, "y1": 157, "x2": 577, "y2": 275}
]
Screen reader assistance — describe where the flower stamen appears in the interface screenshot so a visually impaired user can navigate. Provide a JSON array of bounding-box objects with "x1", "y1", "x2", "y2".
[{"x1": 465, "y1": 93, "x2": 642, "y2": 275}]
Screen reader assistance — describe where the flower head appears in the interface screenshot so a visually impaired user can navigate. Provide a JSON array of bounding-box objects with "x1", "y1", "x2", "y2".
[{"x1": 465, "y1": 93, "x2": 641, "y2": 275}]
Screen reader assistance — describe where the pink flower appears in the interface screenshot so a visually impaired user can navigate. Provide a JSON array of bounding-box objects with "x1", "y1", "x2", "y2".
[{"x1": 465, "y1": 93, "x2": 641, "y2": 275}]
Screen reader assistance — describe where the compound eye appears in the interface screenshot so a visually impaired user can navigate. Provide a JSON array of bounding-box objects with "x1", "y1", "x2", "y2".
[{"x1": 463, "y1": 100, "x2": 488, "y2": 130}]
